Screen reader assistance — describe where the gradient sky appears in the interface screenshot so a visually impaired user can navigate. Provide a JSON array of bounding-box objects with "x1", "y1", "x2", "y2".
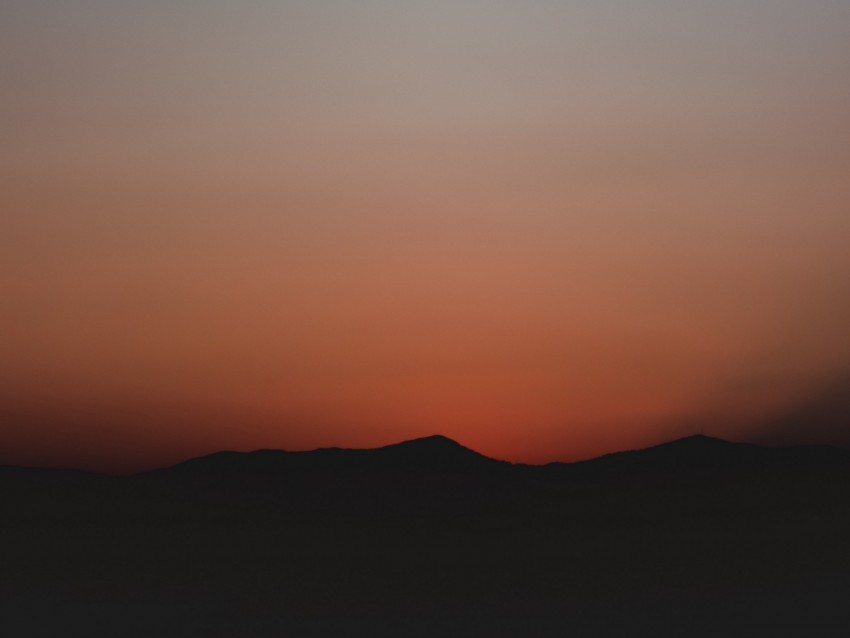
[{"x1": 2, "y1": 1, "x2": 850, "y2": 472}]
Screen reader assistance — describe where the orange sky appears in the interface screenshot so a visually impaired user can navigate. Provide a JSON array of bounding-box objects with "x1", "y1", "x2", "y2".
[{"x1": 2, "y1": 1, "x2": 850, "y2": 472}]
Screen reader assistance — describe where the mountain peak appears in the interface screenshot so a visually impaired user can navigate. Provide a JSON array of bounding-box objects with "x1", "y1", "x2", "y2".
[
  {"x1": 394, "y1": 434, "x2": 465, "y2": 448},
  {"x1": 379, "y1": 434, "x2": 476, "y2": 454},
  {"x1": 375, "y1": 434, "x2": 499, "y2": 467}
]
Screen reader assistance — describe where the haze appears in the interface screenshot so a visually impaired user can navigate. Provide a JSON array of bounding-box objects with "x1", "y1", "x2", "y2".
[{"x1": 2, "y1": 1, "x2": 849, "y2": 472}]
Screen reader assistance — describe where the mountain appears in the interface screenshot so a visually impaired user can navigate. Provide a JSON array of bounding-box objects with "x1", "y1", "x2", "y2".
[
  {"x1": 562, "y1": 433, "x2": 850, "y2": 474},
  {"x1": 144, "y1": 433, "x2": 500, "y2": 479},
  {"x1": 371, "y1": 433, "x2": 501, "y2": 467},
  {"x1": 133, "y1": 434, "x2": 512, "y2": 512},
  {"x1": 2, "y1": 434, "x2": 850, "y2": 637}
]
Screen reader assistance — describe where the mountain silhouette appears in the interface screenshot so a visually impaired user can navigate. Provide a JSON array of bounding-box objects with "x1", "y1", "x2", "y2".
[
  {"x1": 3, "y1": 434, "x2": 850, "y2": 637},
  {"x1": 148, "y1": 433, "x2": 500, "y2": 480},
  {"x1": 134, "y1": 434, "x2": 511, "y2": 512},
  {"x1": 372, "y1": 433, "x2": 499, "y2": 466}
]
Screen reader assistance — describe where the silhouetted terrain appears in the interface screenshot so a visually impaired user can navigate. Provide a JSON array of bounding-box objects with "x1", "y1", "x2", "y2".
[{"x1": 2, "y1": 435, "x2": 850, "y2": 637}]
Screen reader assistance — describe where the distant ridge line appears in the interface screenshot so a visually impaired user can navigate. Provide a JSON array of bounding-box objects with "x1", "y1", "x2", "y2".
[{"x1": 3, "y1": 433, "x2": 850, "y2": 477}]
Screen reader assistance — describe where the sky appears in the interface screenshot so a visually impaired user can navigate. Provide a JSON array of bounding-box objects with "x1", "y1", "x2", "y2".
[{"x1": 2, "y1": 1, "x2": 850, "y2": 472}]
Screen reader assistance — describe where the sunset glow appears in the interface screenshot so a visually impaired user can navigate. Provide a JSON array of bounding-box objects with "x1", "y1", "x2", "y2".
[{"x1": 2, "y1": 1, "x2": 849, "y2": 472}]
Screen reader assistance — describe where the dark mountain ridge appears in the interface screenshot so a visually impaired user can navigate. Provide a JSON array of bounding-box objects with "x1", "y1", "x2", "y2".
[
  {"x1": 144, "y1": 432, "x2": 850, "y2": 477},
  {"x1": 4, "y1": 433, "x2": 850, "y2": 488},
  {"x1": 123, "y1": 433, "x2": 850, "y2": 507},
  {"x1": 3, "y1": 433, "x2": 850, "y2": 637},
  {"x1": 560, "y1": 433, "x2": 850, "y2": 473},
  {"x1": 144, "y1": 433, "x2": 500, "y2": 479}
]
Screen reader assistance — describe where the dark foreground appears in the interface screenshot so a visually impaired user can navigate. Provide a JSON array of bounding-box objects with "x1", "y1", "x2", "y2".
[{"x1": 2, "y1": 435, "x2": 850, "y2": 637}]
